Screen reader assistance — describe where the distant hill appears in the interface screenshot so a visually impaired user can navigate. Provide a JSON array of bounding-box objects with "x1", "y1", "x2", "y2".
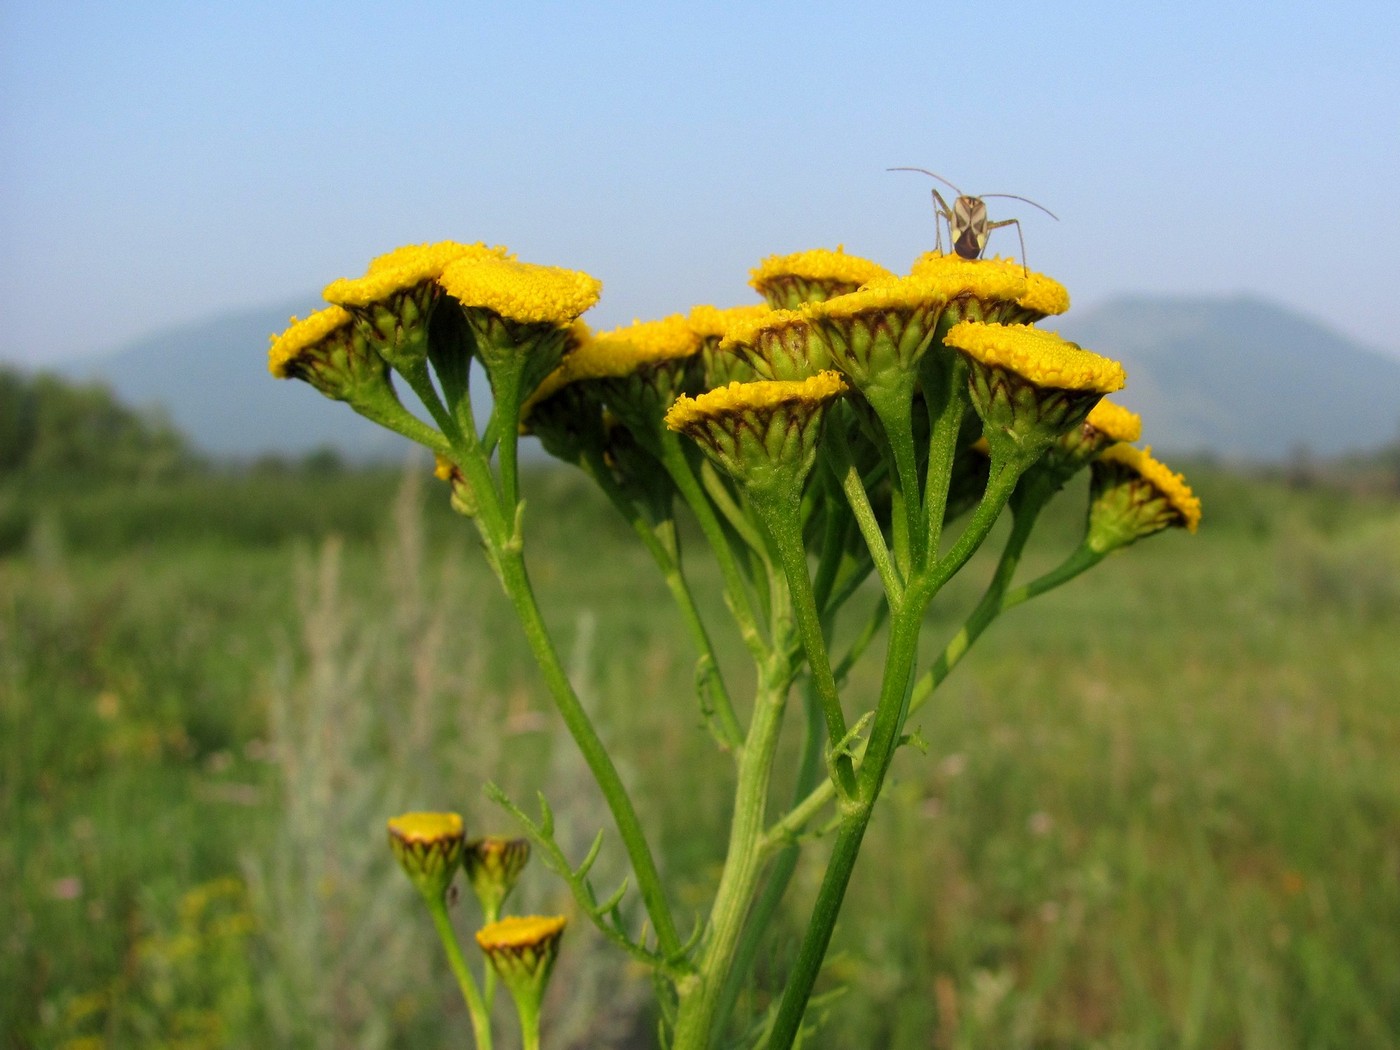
[
  {"x1": 61, "y1": 293, "x2": 1400, "y2": 462},
  {"x1": 1055, "y1": 295, "x2": 1400, "y2": 460},
  {"x1": 65, "y1": 298, "x2": 422, "y2": 460}
]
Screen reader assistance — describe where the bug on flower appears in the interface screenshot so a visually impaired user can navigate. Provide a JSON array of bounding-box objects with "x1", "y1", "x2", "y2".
[{"x1": 889, "y1": 167, "x2": 1058, "y2": 272}]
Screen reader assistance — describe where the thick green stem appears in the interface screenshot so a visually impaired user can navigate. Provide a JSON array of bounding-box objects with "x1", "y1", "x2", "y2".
[
  {"x1": 712, "y1": 681, "x2": 826, "y2": 1035},
  {"x1": 427, "y1": 898, "x2": 493, "y2": 1050},
  {"x1": 672, "y1": 657, "x2": 794, "y2": 1049},
  {"x1": 767, "y1": 598, "x2": 924, "y2": 1049},
  {"x1": 495, "y1": 549, "x2": 683, "y2": 958},
  {"x1": 750, "y1": 484, "x2": 856, "y2": 797}
]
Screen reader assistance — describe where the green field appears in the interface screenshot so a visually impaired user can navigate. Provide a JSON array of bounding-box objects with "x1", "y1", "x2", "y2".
[{"x1": 2, "y1": 459, "x2": 1398, "y2": 1049}]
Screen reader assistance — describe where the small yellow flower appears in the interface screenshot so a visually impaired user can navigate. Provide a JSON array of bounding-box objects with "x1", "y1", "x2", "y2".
[
  {"x1": 564, "y1": 314, "x2": 701, "y2": 381},
  {"x1": 463, "y1": 836, "x2": 532, "y2": 921},
  {"x1": 944, "y1": 322, "x2": 1125, "y2": 393},
  {"x1": 717, "y1": 308, "x2": 832, "y2": 382},
  {"x1": 944, "y1": 321, "x2": 1126, "y2": 466},
  {"x1": 476, "y1": 915, "x2": 568, "y2": 1027},
  {"x1": 750, "y1": 246, "x2": 893, "y2": 308},
  {"x1": 1085, "y1": 399, "x2": 1142, "y2": 444},
  {"x1": 325, "y1": 242, "x2": 500, "y2": 306},
  {"x1": 1092, "y1": 444, "x2": 1202, "y2": 537},
  {"x1": 268, "y1": 306, "x2": 354, "y2": 379},
  {"x1": 438, "y1": 255, "x2": 601, "y2": 326},
  {"x1": 665, "y1": 372, "x2": 848, "y2": 496},
  {"x1": 365, "y1": 240, "x2": 510, "y2": 276},
  {"x1": 387, "y1": 812, "x2": 466, "y2": 902}
]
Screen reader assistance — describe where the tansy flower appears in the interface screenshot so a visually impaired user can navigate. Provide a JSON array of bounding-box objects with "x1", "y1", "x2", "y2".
[
  {"x1": 1087, "y1": 443, "x2": 1202, "y2": 551},
  {"x1": 750, "y1": 247, "x2": 893, "y2": 309},
  {"x1": 910, "y1": 252, "x2": 1068, "y2": 324},
  {"x1": 689, "y1": 303, "x2": 769, "y2": 387},
  {"x1": 477, "y1": 915, "x2": 568, "y2": 1042},
  {"x1": 944, "y1": 321, "x2": 1126, "y2": 466},
  {"x1": 463, "y1": 837, "x2": 531, "y2": 922},
  {"x1": 665, "y1": 371, "x2": 847, "y2": 496},
  {"x1": 718, "y1": 308, "x2": 832, "y2": 382},
  {"x1": 387, "y1": 812, "x2": 466, "y2": 902},
  {"x1": 437, "y1": 255, "x2": 602, "y2": 414}
]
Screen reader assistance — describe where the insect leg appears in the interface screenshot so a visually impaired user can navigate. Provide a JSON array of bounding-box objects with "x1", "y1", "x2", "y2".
[
  {"x1": 986, "y1": 217, "x2": 1028, "y2": 274},
  {"x1": 930, "y1": 188, "x2": 953, "y2": 256}
]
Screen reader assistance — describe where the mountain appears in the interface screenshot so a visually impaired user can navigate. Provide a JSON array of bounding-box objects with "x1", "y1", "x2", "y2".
[
  {"x1": 59, "y1": 293, "x2": 1400, "y2": 462},
  {"x1": 1055, "y1": 295, "x2": 1400, "y2": 460},
  {"x1": 64, "y1": 299, "x2": 422, "y2": 460}
]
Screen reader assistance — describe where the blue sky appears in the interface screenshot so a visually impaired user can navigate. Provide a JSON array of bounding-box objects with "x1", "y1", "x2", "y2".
[{"x1": 2, "y1": 0, "x2": 1398, "y2": 366}]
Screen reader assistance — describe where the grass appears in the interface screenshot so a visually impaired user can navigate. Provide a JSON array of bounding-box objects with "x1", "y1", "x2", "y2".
[{"x1": 2, "y1": 457, "x2": 1398, "y2": 1048}]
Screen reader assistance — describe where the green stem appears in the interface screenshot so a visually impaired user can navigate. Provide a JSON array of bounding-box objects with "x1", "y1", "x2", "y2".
[
  {"x1": 767, "y1": 598, "x2": 924, "y2": 1049},
  {"x1": 581, "y1": 447, "x2": 744, "y2": 753},
  {"x1": 750, "y1": 485, "x2": 856, "y2": 797},
  {"x1": 825, "y1": 424, "x2": 902, "y2": 602},
  {"x1": 657, "y1": 431, "x2": 768, "y2": 658},
  {"x1": 922, "y1": 356, "x2": 969, "y2": 560},
  {"x1": 672, "y1": 654, "x2": 794, "y2": 1049},
  {"x1": 712, "y1": 680, "x2": 826, "y2": 1035},
  {"x1": 495, "y1": 548, "x2": 683, "y2": 958},
  {"x1": 427, "y1": 898, "x2": 493, "y2": 1049}
]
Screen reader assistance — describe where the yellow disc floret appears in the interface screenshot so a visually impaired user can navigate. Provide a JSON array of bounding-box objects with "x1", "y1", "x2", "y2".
[
  {"x1": 563, "y1": 314, "x2": 702, "y2": 381},
  {"x1": 366, "y1": 240, "x2": 510, "y2": 276},
  {"x1": 665, "y1": 371, "x2": 847, "y2": 431},
  {"x1": 905, "y1": 252, "x2": 1029, "y2": 304},
  {"x1": 438, "y1": 256, "x2": 602, "y2": 325},
  {"x1": 749, "y1": 246, "x2": 892, "y2": 290},
  {"x1": 268, "y1": 305, "x2": 353, "y2": 378},
  {"x1": 1018, "y1": 269, "x2": 1071, "y2": 316},
  {"x1": 475, "y1": 915, "x2": 568, "y2": 951},
  {"x1": 1097, "y1": 444, "x2": 1202, "y2": 532},
  {"x1": 386, "y1": 811, "x2": 465, "y2": 844},
  {"x1": 802, "y1": 274, "x2": 954, "y2": 320},
  {"x1": 717, "y1": 307, "x2": 807, "y2": 350},
  {"x1": 944, "y1": 321, "x2": 1126, "y2": 393},
  {"x1": 688, "y1": 302, "x2": 771, "y2": 340},
  {"x1": 1085, "y1": 399, "x2": 1142, "y2": 443}
]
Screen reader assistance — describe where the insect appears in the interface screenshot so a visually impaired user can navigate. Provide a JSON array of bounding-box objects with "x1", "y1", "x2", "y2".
[{"x1": 889, "y1": 167, "x2": 1058, "y2": 271}]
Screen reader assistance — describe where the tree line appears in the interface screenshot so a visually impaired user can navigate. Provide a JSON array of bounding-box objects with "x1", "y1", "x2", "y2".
[{"x1": 0, "y1": 366, "x2": 192, "y2": 482}]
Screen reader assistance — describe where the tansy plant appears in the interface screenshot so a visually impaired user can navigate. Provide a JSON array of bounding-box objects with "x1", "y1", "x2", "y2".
[{"x1": 271, "y1": 238, "x2": 1201, "y2": 1049}]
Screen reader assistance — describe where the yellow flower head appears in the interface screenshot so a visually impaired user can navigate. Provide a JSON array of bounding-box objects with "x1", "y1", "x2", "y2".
[
  {"x1": 476, "y1": 915, "x2": 568, "y2": 1003},
  {"x1": 750, "y1": 246, "x2": 893, "y2": 308},
  {"x1": 1096, "y1": 444, "x2": 1202, "y2": 533},
  {"x1": 665, "y1": 371, "x2": 848, "y2": 432},
  {"x1": 688, "y1": 302, "x2": 771, "y2": 341},
  {"x1": 438, "y1": 255, "x2": 601, "y2": 325},
  {"x1": 475, "y1": 914, "x2": 568, "y2": 954},
  {"x1": 386, "y1": 811, "x2": 466, "y2": 902},
  {"x1": 943, "y1": 321, "x2": 1125, "y2": 393},
  {"x1": 665, "y1": 372, "x2": 847, "y2": 495},
  {"x1": 268, "y1": 305, "x2": 354, "y2": 379},
  {"x1": 326, "y1": 242, "x2": 510, "y2": 307},
  {"x1": 366, "y1": 240, "x2": 510, "y2": 276},
  {"x1": 387, "y1": 811, "x2": 465, "y2": 845},
  {"x1": 1085, "y1": 399, "x2": 1142, "y2": 444},
  {"x1": 907, "y1": 252, "x2": 1029, "y2": 306},
  {"x1": 564, "y1": 314, "x2": 702, "y2": 382},
  {"x1": 716, "y1": 307, "x2": 830, "y2": 382}
]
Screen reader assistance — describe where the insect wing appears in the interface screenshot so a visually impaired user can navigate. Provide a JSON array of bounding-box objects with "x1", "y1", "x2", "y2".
[{"x1": 951, "y1": 196, "x2": 989, "y2": 259}]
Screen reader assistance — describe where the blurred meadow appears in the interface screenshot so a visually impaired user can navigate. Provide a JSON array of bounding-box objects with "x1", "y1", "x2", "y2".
[{"x1": 2, "y1": 390, "x2": 1399, "y2": 1048}]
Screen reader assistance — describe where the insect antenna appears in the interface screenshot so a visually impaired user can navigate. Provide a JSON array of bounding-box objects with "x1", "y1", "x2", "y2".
[
  {"x1": 887, "y1": 166, "x2": 965, "y2": 197},
  {"x1": 979, "y1": 193, "x2": 1060, "y2": 221}
]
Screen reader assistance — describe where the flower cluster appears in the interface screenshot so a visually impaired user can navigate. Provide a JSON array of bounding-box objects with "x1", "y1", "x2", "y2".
[{"x1": 274, "y1": 231, "x2": 1202, "y2": 1050}]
